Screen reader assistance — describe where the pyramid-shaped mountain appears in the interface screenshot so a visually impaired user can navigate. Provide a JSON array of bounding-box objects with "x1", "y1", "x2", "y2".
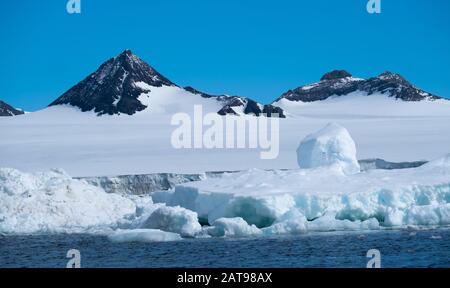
[{"x1": 50, "y1": 50, "x2": 284, "y2": 117}]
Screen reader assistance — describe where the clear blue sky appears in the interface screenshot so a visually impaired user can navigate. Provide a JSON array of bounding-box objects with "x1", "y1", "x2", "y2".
[{"x1": 1, "y1": 0, "x2": 449, "y2": 111}]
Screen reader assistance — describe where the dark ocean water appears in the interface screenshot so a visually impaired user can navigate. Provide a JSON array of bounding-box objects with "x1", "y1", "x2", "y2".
[{"x1": 0, "y1": 229, "x2": 449, "y2": 268}]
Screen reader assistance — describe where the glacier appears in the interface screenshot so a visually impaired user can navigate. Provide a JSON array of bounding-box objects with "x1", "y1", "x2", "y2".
[
  {"x1": 1, "y1": 123, "x2": 450, "y2": 240},
  {"x1": 1, "y1": 159, "x2": 450, "y2": 239}
]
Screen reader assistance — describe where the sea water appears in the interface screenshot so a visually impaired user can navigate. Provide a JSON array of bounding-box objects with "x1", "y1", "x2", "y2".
[{"x1": 1, "y1": 229, "x2": 448, "y2": 268}]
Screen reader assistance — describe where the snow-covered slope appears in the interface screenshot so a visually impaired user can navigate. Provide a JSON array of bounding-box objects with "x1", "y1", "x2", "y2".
[
  {"x1": 275, "y1": 91, "x2": 450, "y2": 118},
  {"x1": 1, "y1": 96, "x2": 450, "y2": 177},
  {"x1": 1, "y1": 66, "x2": 450, "y2": 176}
]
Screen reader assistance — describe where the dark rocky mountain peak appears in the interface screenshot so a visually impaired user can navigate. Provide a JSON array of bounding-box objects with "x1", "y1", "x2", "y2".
[
  {"x1": 185, "y1": 86, "x2": 285, "y2": 118},
  {"x1": 0, "y1": 100, "x2": 24, "y2": 116},
  {"x1": 377, "y1": 71, "x2": 410, "y2": 86},
  {"x1": 320, "y1": 70, "x2": 352, "y2": 81},
  {"x1": 276, "y1": 70, "x2": 443, "y2": 103},
  {"x1": 277, "y1": 71, "x2": 363, "y2": 103},
  {"x1": 360, "y1": 71, "x2": 441, "y2": 101},
  {"x1": 50, "y1": 50, "x2": 175, "y2": 115},
  {"x1": 49, "y1": 50, "x2": 284, "y2": 117}
]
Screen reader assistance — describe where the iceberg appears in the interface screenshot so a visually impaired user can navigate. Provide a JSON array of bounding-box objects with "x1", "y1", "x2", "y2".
[
  {"x1": 0, "y1": 168, "x2": 136, "y2": 234},
  {"x1": 261, "y1": 208, "x2": 308, "y2": 235},
  {"x1": 108, "y1": 229, "x2": 182, "y2": 243},
  {"x1": 205, "y1": 217, "x2": 262, "y2": 237},
  {"x1": 140, "y1": 205, "x2": 202, "y2": 237},
  {"x1": 297, "y1": 123, "x2": 360, "y2": 174},
  {"x1": 0, "y1": 167, "x2": 202, "y2": 238},
  {"x1": 307, "y1": 214, "x2": 380, "y2": 232}
]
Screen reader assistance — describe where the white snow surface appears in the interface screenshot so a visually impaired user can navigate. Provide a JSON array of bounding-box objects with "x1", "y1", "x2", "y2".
[
  {"x1": 297, "y1": 123, "x2": 360, "y2": 174},
  {"x1": 136, "y1": 85, "x2": 222, "y2": 115},
  {"x1": 1, "y1": 92, "x2": 450, "y2": 177}
]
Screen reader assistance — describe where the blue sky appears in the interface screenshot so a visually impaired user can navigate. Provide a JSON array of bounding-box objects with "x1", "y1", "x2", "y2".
[{"x1": 1, "y1": 0, "x2": 449, "y2": 111}]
